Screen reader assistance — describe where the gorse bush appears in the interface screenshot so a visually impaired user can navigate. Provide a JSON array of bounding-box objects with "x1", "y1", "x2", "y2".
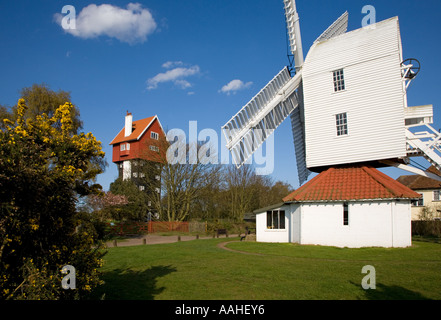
[{"x1": 0, "y1": 98, "x2": 106, "y2": 299}]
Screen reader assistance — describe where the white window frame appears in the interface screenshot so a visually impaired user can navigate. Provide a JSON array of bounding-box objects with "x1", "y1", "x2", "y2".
[
  {"x1": 335, "y1": 112, "x2": 348, "y2": 137},
  {"x1": 120, "y1": 143, "x2": 130, "y2": 151},
  {"x1": 412, "y1": 194, "x2": 424, "y2": 207},
  {"x1": 266, "y1": 210, "x2": 285, "y2": 230},
  {"x1": 434, "y1": 190, "x2": 441, "y2": 201},
  {"x1": 333, "y1": 68, "x2": 345, "y2": 92},
  {"x1": 151, "y1": 131, "x2": 159, "y2": 140}
]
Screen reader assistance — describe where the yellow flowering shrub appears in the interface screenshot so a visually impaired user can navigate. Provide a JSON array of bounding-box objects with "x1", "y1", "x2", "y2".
[{"x1": 0, "y1": 99, "x2": 107, "y2": 300}]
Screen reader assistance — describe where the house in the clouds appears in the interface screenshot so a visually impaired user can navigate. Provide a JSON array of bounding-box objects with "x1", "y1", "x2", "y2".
[
  {"x1": 254, "y1": 166, "x2": 421, "y2": 248},
  {"x1": 109, "y1": 112, "x2": 166, "y2": 198}
]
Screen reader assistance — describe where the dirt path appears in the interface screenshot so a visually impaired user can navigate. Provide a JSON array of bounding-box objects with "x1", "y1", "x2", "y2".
[{"x1": 216, "y1": 241, "x2": 264, "y2": 256}]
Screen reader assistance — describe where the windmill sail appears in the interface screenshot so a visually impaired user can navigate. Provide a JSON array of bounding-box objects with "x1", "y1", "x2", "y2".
[
  {"x1": 222, "y1": 68, "x2": 302, "y2": 167},
  {"x1": 284, "y1": 0, "x2": 304, "y2": 70}
]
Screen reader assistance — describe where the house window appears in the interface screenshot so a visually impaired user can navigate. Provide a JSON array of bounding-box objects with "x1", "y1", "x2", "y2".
[
  {"x1": 151, "y1": 132, "x2": 159, "y2": 140},
  {"x1": 412, "y1": 194, "x2": 424, "y2": 207},
  {"x1": 133, "y1": 172, "x2": 138, "y2": 178},
  {"x1": 150, "y1": 145, "x2": 159, "y2": 152},
  {"x1": 434, "y1": 190, "x2": 441, "y2": 201},
  {"x1": 266, "y1": 210, "x2": 285, "y2": 229},
  {"x1": 139, "y1": 185, "x2": 145, "y2": 191},
  {"x1": 333, "y1": 69, "x2": 345, "y2": 92},
  {"x1": 120, "y1": 143, "x2": 130, "y2": 151},
  {"x1": 336, "y1": 112, "x2": 348, "y2": 136},
  {"x1": 343, "y1": 203, "x2": 349, "y2": 226}
]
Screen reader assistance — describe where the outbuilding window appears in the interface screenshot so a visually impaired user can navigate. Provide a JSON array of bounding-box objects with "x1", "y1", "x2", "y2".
[
  {"x1": 343, "y1": 203, "x2": 349, "y2": 226},
  {"x1": 267, "y1": 210, "x2": 285, "y2": 229}
]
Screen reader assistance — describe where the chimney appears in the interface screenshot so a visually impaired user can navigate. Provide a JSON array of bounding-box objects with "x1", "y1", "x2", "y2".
[{"x1": 125, "y1": 111, "x2": 133, "y2": 137}]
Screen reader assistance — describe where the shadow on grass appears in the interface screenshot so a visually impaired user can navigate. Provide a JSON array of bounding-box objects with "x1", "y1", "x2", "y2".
[
  {"x1": 91, "y1": 265, "x2": 177, "y2": 300},
  {"x1": 412, "y1": 236, "x2": 441, "y2": 244},
  {"x1": 351, "y1": 282, "x2": 431, "y2": 300}
]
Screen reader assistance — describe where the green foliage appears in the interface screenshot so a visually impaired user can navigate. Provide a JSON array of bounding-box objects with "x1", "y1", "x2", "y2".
[
  {"x1": 0, "y1": 98, "x2": 106, "y2": 299},
  {"x1": 110, "y1": 178, "x2": 150, "y2": 221}
]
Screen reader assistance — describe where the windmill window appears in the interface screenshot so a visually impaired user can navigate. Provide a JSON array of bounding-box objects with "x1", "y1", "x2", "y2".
[
  {"x1": 343, "y1": 203, "x2": 349, "y2": 226},
  {"x1": 336, "y1": 113, "x2": 348, "y2": 136},
  {"x1": 266, "y1": 210, "x2": 286, "y2": 229},
  {"x1": 150, "y1": 145, "x2": 159, "y2": 152},
  {"x1": 333, "y1": 69, "x2": 345, "y2": 92}
]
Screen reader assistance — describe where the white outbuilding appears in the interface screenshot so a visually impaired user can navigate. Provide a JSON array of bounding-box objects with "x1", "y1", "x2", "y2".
[{"x1": 255, "y1": 166, "x2": 421, "y2": 248}]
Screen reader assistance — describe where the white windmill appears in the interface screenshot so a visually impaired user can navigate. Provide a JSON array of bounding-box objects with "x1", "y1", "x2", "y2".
[{"x1": 222, "y1": 0, "x2": 441, "y2": 185}]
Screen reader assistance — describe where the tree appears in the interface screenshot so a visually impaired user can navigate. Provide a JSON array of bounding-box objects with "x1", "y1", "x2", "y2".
[
  {"x1": 109, "y1": 178, "x2": 150, "y2": 221},
  {"x1": 223, "y1": 165, "x2": 259, "y2": 221},
  {"x1": 140, "y1": 136, "x2": 221, "y2": 222},
  {"x1": 85, "y1": 191, "x2": 129, "y2": 222},
  {"x1": 0, "y1": 98, "x2": 105, "y2": 299},
  {"x1": 4, "y1": 83, "x2": 83, "y2": 134}
]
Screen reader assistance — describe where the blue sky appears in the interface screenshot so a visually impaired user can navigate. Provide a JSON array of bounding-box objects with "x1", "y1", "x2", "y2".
[{"x1": 1, "y1": 0, "x2": 441, "y2": 191}]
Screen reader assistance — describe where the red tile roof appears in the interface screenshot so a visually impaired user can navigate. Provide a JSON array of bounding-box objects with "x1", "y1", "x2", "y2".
[
  {"x1": 396, "y1": 166, "x2": 441, "y2": 190},
  {"x1": 109, "y1": 116, "x2": 155, "y2": 145},
  {"x1": 283, "y1": 166, "x2": 421, "y2": 202}
]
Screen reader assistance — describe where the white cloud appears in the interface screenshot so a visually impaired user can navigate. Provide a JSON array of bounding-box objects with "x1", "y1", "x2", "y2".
[
  {"x1": 147, "y1": 64, "x2": 200, "y2": 90},
  {"x1": 55, "y1": 3, "x2": 157, "y2": 44},
  {"x1": 162, "y1": 61, "x2": 184, "y2": 69},
  {"x1": 219, "y1": 79, "x2": 253, "y2": 95}
]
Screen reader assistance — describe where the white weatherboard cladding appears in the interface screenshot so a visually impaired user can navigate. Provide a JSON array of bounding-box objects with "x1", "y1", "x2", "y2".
[{"x1": 302, "y1": 17, "x2": 406, "y2": 168}]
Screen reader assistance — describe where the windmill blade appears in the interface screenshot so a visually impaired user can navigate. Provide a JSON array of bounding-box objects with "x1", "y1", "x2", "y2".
[
  {"x1": 222, "y1": 68, "x2": 303, "y2": 168},
  {"x1": 314, "y1": 11, "x2": 349, "y2": 43},
  {"x1": 283, "y1": 0, "x2": 304, "y2": 70}
]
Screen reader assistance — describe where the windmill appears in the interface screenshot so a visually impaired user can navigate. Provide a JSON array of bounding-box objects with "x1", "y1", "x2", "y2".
[{"x1": 222, "y1": 0, "x2": 441, "y2": 185}]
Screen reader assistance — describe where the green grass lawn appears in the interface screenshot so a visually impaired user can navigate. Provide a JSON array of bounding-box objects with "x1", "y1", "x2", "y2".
[{"x1": 90, "y1": 237, "x2": 441, "y2": 300}]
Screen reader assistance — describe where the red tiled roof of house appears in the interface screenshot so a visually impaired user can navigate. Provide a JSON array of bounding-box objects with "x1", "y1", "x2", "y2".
[
  {"x1": 109, "y1": 116, "x2": 155, "y2": 145},
  {"x1": 283, "y1": 166, "x2": 421, "y2": 202},
  {"x1": 396, "y1": 166, "x2": 441, "y2": 190}
]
